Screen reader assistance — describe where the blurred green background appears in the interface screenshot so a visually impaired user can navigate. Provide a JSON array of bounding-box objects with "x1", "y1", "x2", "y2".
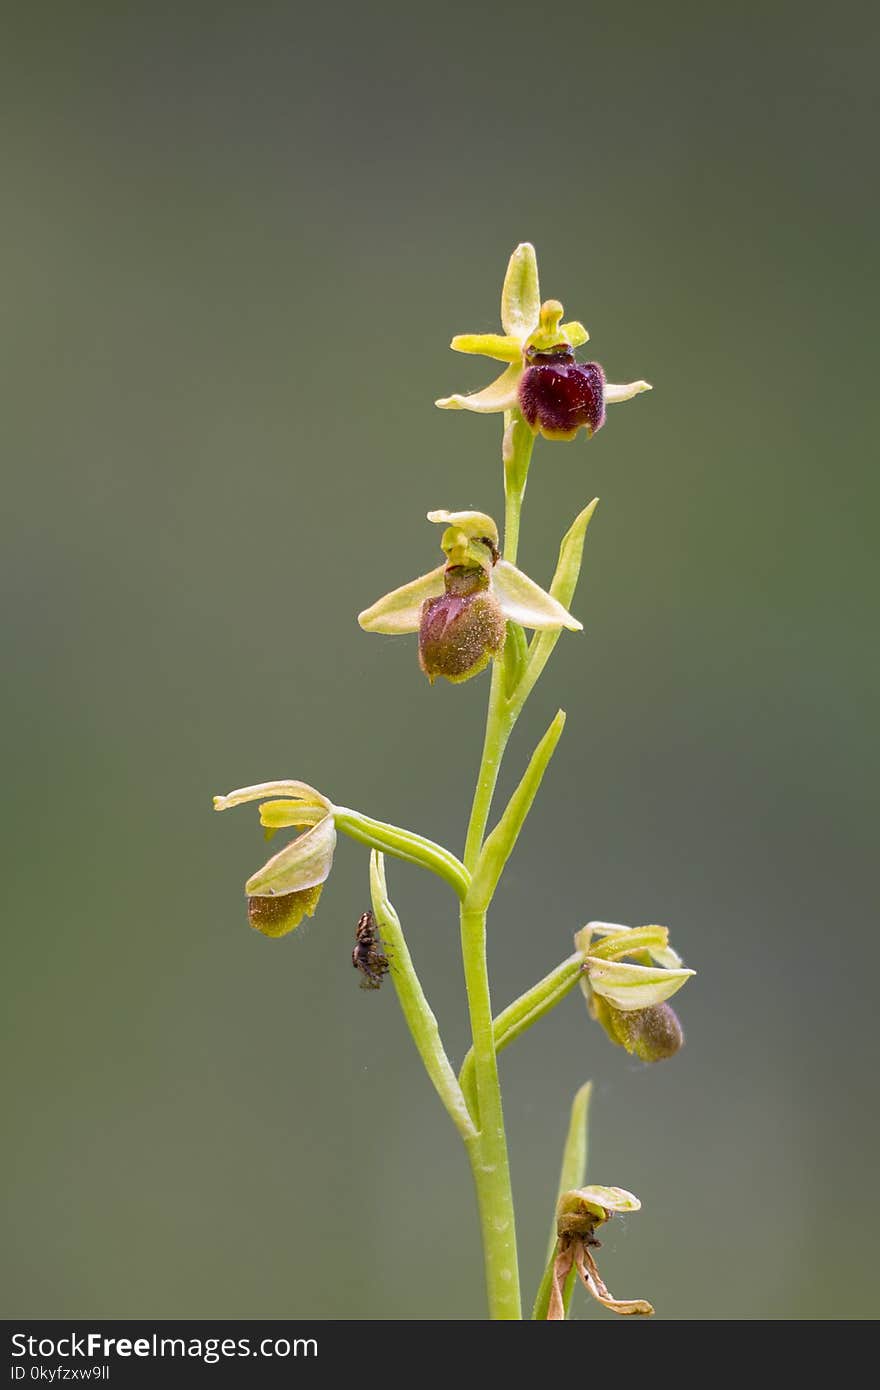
[{"x1": 2, "y1": 1, "x2": 878, "y2": 1320}]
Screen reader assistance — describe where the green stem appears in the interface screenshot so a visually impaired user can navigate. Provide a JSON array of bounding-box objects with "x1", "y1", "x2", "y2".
[
  {"x1": 460, "y1": 417, "x2": 536, "y2": 871},
  {"x1": 462, "y1": 665, "x2": 513, "y2": 872},
  {"x1": 502, "y1": 410, "x2": 534, "y2": 567},
  {"x1": 504, "y1": 479, "x2": 524, "y2": 565},
  {"x1": 456, "y1": 417, "x2": 536, "y2": 1320},
  {"x1": 459, "y1": 903, "x2": 521, "y2": 1318}
]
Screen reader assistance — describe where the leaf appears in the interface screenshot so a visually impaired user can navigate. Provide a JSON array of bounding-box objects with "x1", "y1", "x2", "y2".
[{"x1": 532, "y1": 1082, "x2": 592, "y2": 1320}]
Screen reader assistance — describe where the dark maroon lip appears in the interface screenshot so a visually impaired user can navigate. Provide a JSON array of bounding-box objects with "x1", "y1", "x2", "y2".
[{"x1": 519, "y1": 358, "x2": 606, "y2": 440}]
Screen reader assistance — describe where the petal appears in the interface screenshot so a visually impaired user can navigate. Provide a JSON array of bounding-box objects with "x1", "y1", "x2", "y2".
[
  {"x1": 493, "y1": 559, "x2": 582, "y2": 631},
  {"x1": 501, "y1": 242, "x2": 540, "y2": 339},
  {"x1": 647, "y1": 937, "x2": 684, "y2": 970},
  {"x1": 450, "y1": 333, "x2": 521, "y2": 362},
  {"x1": 214, "y1": 780, "x2": 331, "y2": 813},
  {"x1": 435, "y1": 363, "x2": 522, "y2": 414},
  {"x1": 604, "y1": 379, "x2": 652, "y2": 404},
  {"x1": 561, "y1": 320, "x2": 589, "y2": 347},
  {"x1": 585, "y1": 955, "x2": 695, "y2": 1011},
  {"x1": 427, "y1": 509, "x2": 499, "y2": 548},
  {"x1": 576, "y1": 1245, "x2": 654, "y2": 1317},
  {"x1": 577, "y1": 920, "x2": 684, "y2": 969},
  {"x1": 545, "y1": 1245, "x2": 575, "y2": 1321},
  {"x1": 258, "y1": 799, "x2": 327, "y2": 830},
  {"x1": 585, "y1": 924, "x2": 670, "y2": 961},
  {"x1": 358, "y1": 565, "x2": 446, "y2": 634},
  {"x1": 245, "y1": 812, "x2": 337, "y2": 896},
  {"x1": 558, "y1": 1185, "x2": 642, "y2": 1220}
]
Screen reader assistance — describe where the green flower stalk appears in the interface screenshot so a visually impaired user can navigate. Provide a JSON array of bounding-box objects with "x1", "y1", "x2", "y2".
[{"x1": 212, "y1": 243, "x2": 693, "y2": 1319}]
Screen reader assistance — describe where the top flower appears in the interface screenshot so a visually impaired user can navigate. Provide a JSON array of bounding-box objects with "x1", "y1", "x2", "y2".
[{"x1": 436, "y1": 243, "x2": 651, "y2": 441}]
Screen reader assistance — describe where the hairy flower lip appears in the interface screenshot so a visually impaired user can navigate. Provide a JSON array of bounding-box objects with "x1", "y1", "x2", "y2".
[
  {"x1": 597, "y1": 999, "x2": 685, "y2": 1062},
  {"x1": 519, "y1": 358, "x2": 606, "y2": 441},
  {"x1": 418, "y1": 582, "x2": 507, "y2": 685},
  {"x1": 247, "y1": 885, "x2": 324, "y2": 938}
]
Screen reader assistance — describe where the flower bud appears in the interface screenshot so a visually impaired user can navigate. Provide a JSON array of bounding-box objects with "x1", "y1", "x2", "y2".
[
  {"x1": 418, "y1": 565, "x2": 506, "y2": 684},
  {"x1": 518, "y1": 346, "x2": 606, "y2": 441},
  {"x1": 593, "y1": 995, "x2": 684, "y2": 1062}
]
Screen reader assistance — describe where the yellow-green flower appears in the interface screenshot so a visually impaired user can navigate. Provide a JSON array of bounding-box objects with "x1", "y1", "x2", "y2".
[
  {"x1": 575, "y1": 920, "x2": 694, "y2": 1061},
  {"x1": 436, "y1": 243, "x2": 651, "y2": 440},
  {"x1": 358, "y1": 508, "x2": 581, "y2": 683},
  {"x1": 213, "y1": 781, "x2": 336, "y2": 937}
]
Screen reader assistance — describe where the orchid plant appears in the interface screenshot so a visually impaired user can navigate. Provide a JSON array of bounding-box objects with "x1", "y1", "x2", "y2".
[{"x1": 214, "y1": 244, "x2": 695, "y2": 1320}]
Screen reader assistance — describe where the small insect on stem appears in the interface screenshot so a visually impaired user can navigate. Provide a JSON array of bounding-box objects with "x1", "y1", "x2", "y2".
[{"x1": 352, "y1": 910, "x2": 390, "y2": 990}]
